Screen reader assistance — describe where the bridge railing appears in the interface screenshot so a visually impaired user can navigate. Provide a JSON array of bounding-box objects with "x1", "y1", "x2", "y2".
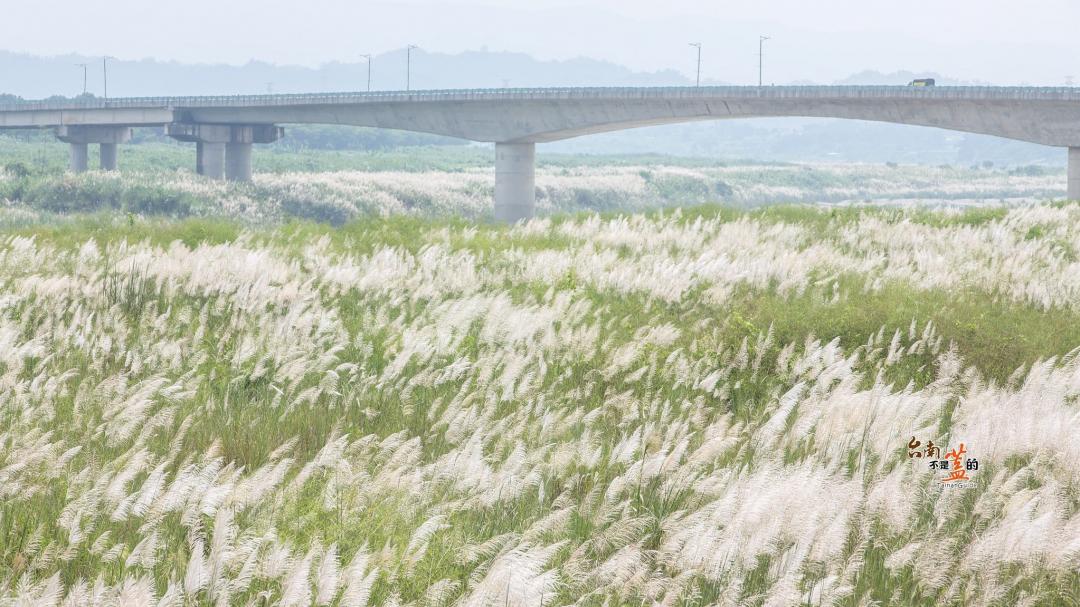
[{"x1": 3, "y1": 85, "x2": 1080, "y2": 112}]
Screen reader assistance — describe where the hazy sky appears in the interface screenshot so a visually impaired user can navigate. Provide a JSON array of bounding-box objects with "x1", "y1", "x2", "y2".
[{"x1": 5, "y1": 0, "x2": 1078, "y2": 85}]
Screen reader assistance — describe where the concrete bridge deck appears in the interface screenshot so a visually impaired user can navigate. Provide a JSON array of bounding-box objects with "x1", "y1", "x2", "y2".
[{"x1": 2, "y1": 86, "x2": 1080, "y2": 220}]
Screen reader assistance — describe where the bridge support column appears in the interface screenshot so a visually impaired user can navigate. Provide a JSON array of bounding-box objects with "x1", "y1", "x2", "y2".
[
  {"x1": 1069, "y1": 148, "x2": 1080, "y2": 200},
  {"x1": 168, "y1": 123, "x2": 282, "y2": 182},
  {"x1": 196, "y1": 142, "x2": 226, "y2": 179},
  {"x1": 100, "y1": 143, "x2": 118, "y2": 171},
  {"x1": 56, "y1": 126, "x2": 131, "y2": 173},
  {"x1": 225, "y1": 143, "x2": 253, "y2": 181},
  {"x1": 494, "y1": 142, "x2": 536, "y2": 222},
  {"x1": 69, "y1": 143, "x2": 88, "y2": 173}
]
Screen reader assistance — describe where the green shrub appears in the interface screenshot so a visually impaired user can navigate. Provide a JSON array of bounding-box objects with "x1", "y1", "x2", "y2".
[
  {"x1": 119, "y1": 184, "x2": 195, "y2": 217},
  {"x1": 1009, "y1": 165, "x2": 1051, "y2": 177},
  {"x1": 649, "y1": 173, "x2": 710, "y2": 201},
  {"x1": 647, "y1": 173, "x2": 733, "y2": 202},
  {"x1": 3, "y1": 161, "x2": 31, "y2": 178},
  {"x1": 24, "y1": 176, "x2": 124, "y2": 212},
  {"x1": 280, "y1": 197, "x2": 355, "y2": 226}
]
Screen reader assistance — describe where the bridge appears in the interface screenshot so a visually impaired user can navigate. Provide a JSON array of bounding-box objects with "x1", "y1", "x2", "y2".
[{"x1": 2, "y1": 86, "x2": 1080, "y2": 221}]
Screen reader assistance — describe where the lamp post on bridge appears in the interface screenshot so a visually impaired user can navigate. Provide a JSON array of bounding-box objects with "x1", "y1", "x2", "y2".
[
  {"x1": 688, "y1": 43, "x2": 702, "y2": 87},
  {"x1": 406, "y1": 45, "x2": 419, "y2": 91},
  {"x1": 102, "y1": 56, "x2": 116, "y2": 99},
  {"x1": 758, "y1": 36, "x2": 770, "y2": 87},
  {"x1": 360, "y1": 54, "x2": 372, "y2": 92}
]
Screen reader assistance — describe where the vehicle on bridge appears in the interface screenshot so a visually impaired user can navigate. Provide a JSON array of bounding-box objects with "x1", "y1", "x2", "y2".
[{"x1": 909, "y1": 78, "x2": 936, "y2": 87}]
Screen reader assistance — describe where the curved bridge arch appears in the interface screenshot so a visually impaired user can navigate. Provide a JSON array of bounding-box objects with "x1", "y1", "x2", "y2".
[
  {"x1": 4, "y1": 86, "x2": 1080, "y2": 220},
  {"x1": 162, "y1": 86, "x2": 1080, "y2": 146}
]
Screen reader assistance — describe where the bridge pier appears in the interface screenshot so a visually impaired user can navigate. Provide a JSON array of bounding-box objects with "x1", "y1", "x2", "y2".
[
  {"x1": 55, "y1": 126, "x2": 131, "y2": 172},
  {"x1": 1069, "y1": 148, "x2": 1080, "y2": 200},
  {"x1": 494, "y1": 142, "x2": 536, "y2": 222},
  {"x1": 196, "y1": 142, "x2": 226, "y2": 179},
  {"x1": 226, "y1": 143, "x2": 253, "y2": 181},
  {"x1": 167, "y1": 123, "x2": 282, "y2": 181},
  {"x1": 69, "y1": 143, "x2": 88, "y2": 172},
  {"x1": 100, "y1": 143, "x2": 118, "y2": 171}
]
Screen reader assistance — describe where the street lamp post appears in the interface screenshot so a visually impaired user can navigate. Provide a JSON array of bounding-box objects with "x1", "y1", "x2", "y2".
[
  {"x1": 102, "y1": 56, "x2": 116, "y2": 99},
  {"x1": 406, "y1": 45, "x2": 419, "y2": 91},
  {"x1": 75, "y1": 63, "x2": 88, "y2": 95},
  {"x1": 688, "y1": 43, "x2": 702, "y2": 87},
  {"x1": 360, "y1": 54, "x2": 372, "y2": 92},
  {"x1": 758, "y1": 36, "x2": 770, "y2": 86}
]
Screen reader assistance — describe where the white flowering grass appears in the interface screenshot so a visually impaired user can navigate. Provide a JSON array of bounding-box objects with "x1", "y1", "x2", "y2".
[
  {"x1": 2, "y1": 202, "x2": 1080, "y2": 605},
  {"x1": 0, "y1": 162, "x2": 1065, "y2": 224}
]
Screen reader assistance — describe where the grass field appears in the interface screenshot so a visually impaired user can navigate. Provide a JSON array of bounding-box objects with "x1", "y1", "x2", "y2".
[
  {"x1": 0, "y1": 149, "x2": 1066, "y2": 226},
  {"x1": 2, "y1": 199, "x2": 1080, "y2": 606}
]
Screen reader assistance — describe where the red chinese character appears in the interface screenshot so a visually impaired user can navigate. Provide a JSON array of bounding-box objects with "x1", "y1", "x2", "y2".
[{"x1": 942, "y1": 443, "x2": 970, "y2": 483}]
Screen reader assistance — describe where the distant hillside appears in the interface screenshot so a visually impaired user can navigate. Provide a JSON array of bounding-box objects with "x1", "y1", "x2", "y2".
[
  {"x1": 0, "y1": 52, "x2": 1009, "y2": 100},
  {"x1": 0, "y1": 49, "x2": 692, "y2": 99},
  {"x1": 833, "y1": 70, "x2": 993, "y2": 86},
  {"x1": 544, "y1": 119, "x2": 1061, "y2": 166}
]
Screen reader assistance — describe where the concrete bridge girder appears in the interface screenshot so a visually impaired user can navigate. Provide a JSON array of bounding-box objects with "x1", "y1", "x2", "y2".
[
  {"x1": 0, "y1": 108, "x2": 173, "y2": 130},
  {"x1": 178, "y1": 98, "x2": 1080, "y2": 146}
]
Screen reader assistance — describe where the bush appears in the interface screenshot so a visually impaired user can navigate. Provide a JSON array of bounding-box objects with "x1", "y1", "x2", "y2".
[
  {"x1": 120, "y1": 185, "x2": 195, "y2": 217},
  {"x1": 280, "y1": 196, "x2": 355, "y2": 226},
  {"x1": 15, "y1": 176, "x2": 195, "y2": 217},
  {"x1": 3, "y1": 161, "x2": 31, "y2": 178},
  {"x1": 1009, "y1": 165, "x2": 1051, "y2": 177},
  {"x1": 648, "y1": 173, "x2": 732, "y2": 202},
  {"x1": 649, "y1": 173, "x2": 710, "y2": 201},
  {"x1": 24, "y1": 176, "x2": 124, "y2": 213}
]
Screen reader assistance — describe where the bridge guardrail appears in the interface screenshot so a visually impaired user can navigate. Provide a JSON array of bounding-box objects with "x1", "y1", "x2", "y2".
[{"x1": 3, "y1": 86, "x2": 1080, "y2": 112}]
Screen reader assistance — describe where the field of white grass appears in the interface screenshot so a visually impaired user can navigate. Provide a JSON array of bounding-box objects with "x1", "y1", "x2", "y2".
[
  {"x1": 0, "y1": 162, "x2": 1065, "y2": 224},
  {"x1": 2, "y1": 200, "x2": 1080, "y2": 606}
]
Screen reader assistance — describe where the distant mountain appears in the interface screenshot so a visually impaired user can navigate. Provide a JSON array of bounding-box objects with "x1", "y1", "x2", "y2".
[
  {"x1": 0, "y1": 50, "x2": 1010, "y2": 100},
  {"x1": 545, "y1": 118, "x2": 1061, "y2": 166},
  {"x1": 0, "y1": 49, "x2": 693, "y2": 99},
  {"x1": 833, "y1": 70, "x2": 993, "y2": 86}
]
